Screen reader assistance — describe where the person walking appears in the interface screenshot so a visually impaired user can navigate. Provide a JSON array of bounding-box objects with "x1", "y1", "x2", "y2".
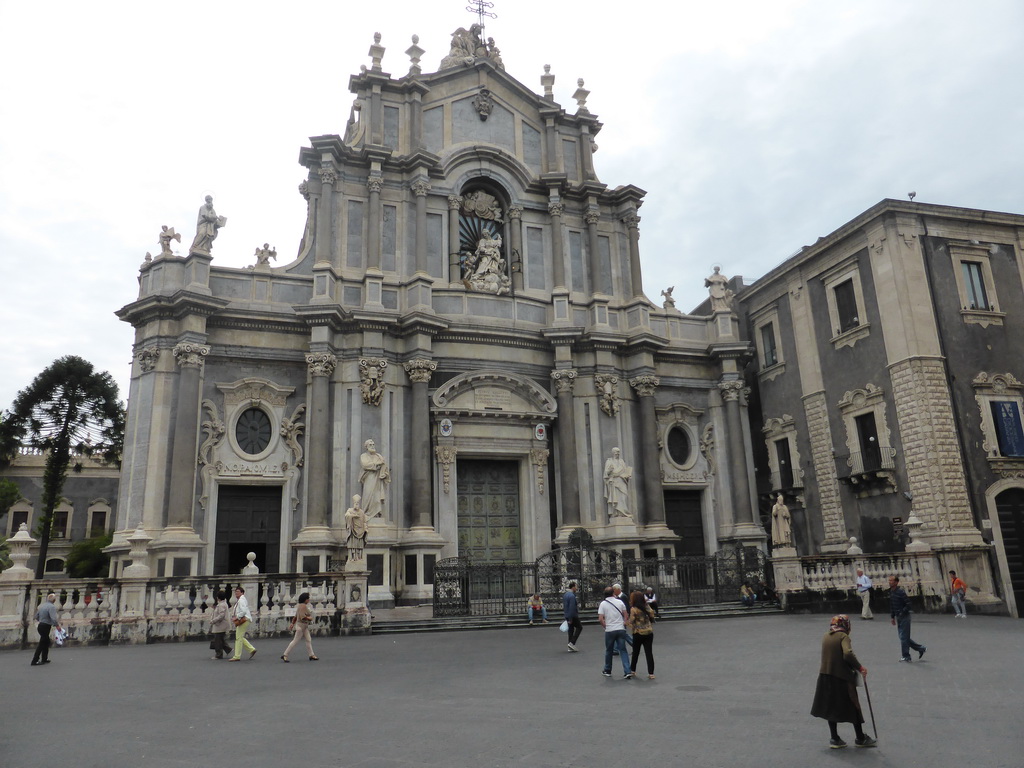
[
  {"x1": 229, "y1": 586, "x2": 257, "y2": 662},
  {"x1": 563, "y1": 582, "x2": 582, "y2": 652},
  {"x1": 810, "y1": 614, "x2": 876, "y2": 749},
  {"x1": 30, "y1": 592, "x2": 61, "y2": 667},
  {"x1": 856, "y1": 569, "x2": 873, "y2": 620},
  {"x1": 281, "y1": 592, "x2": 318, "y2": 662},
  {"x1": 209, "y1": 590, "x2": 232, "y2": 660},
  {"x1": 949, "y1": 570, "x2": 968, "y2": 619},
  {"x1": 889, "y1": 576, "x2": 926, "y2": 662},
  {"x1": 627, "y1": 590, "x2": 656, "y2": 679},
  {"x1": 599, "y1": 587, "x2": 631, "y2": 679}
]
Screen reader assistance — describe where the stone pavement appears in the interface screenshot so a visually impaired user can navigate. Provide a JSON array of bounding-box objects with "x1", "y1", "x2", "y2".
[{"x1": 2, "y1": 612, "x2": 1021, "y2": 768}]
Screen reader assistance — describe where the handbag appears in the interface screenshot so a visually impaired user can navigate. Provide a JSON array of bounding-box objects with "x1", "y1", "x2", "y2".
[
  {"x1": 559, "y1": 620, "x2": 569, "y2": 633},
  {"x1": 232, "y1": 617, "x2": 246, "y2": 627}
]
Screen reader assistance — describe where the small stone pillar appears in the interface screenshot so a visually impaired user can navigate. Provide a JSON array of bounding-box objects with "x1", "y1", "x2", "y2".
[
  {"x1": 0, "y1": 523, "x2": 36, "y2": 646},
  {"x1": 0, "y1": 523, "x2": 35, "y2": 582},
  {"x1": 241, "y1": 552, "x2": 260, "y2": 575},
  {"x1": 342, "y1": 560, "x2": 371, "y2": 634},
  {"x1": 113, "y1": 525, "x2": 153, "y2": 644}
]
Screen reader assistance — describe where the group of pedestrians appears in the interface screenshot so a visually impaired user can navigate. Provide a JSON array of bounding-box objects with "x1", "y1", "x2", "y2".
[
  {"x1": 208, "y1": 586, "x2": 318, "y2": 663},
  {"x1": 562, "y1": 581, "x2": 658, "y2": 680}
]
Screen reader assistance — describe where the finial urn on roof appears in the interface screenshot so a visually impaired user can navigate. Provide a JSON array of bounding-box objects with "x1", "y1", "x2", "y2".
[
  {"x1": 406, "y1": 34, "x2": 425, "y2": 75},
  {"x1": 572, "y1": 78, "x2": 590, "y2": 112},
  {"x1": 541, "y1": 64, "x2": 555, "y2": 100},
  {"x1": 369, "y1": 32, "x2": 385, "y2": 71}
]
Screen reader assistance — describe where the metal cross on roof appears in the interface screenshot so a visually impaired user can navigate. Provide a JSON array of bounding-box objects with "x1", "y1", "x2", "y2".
[{"x1": 466, "y1": 0, "x2": 497, "y2": 36}]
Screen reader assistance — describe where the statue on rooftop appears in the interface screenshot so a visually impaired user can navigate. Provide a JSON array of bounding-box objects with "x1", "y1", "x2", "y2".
[
  {"x1": 190, "y1": 195, "x2": 227, "y2": 255},
  {"x1": 705, "y1": 266, "x2": 734, "y2": 312},
  {"x1": 158, "y1": 225, "x2": 181, "y2": 257}
]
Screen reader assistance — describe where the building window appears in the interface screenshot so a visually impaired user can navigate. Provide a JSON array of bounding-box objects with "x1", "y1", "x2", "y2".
[
  {"x1": 87, "y1": 499, "x2": 111, "y2": 537},
  {"x1": 949, "y1": 240, "x2": 1004, "y2": 327},
  {"x1": 821, "y1": 257, "x2": 870, "y2": 349},
  {"x1": 51, "y1": 501, "x2": 73, "y2": 539},
  {"x1": 667, "y1": 427, "x2": 692, "y2": 466},
  {"x1": 235, "y1": 407, "x2": 272, "y2": 456},
  {"x1": 7, "y1": 501, "x2": 31, "y2": 536},
  {"x1": 760, "y1": 323, "x2": 778, "y2": 367},
  {"x1": 833, "y1": 279, "x2": 859, "y2": 332},
  {"x1": 991, "y1": 401, "x2": 1024, "y2": 457},
  {"x1": 973, "y1": 373, "x2": 1024, "y2": 464},
  {"x1": 962, "y1": 261, "x2": 989, "y2": 311},
  {"x1": 762, "y1": 415, "x2": 802, "y2": 492},
  {"x1": 751, "y1": 304, "x2": 786, "y2": 381},
  {"x1": 836, "y1": 384, "x2": 896, "y2": 491},
  {"x1": 44, "y1": 558, "x2": 65, "y2": 573},
  {"x1": 775, "y1": 438, "x2": 794, "y2": 489}
]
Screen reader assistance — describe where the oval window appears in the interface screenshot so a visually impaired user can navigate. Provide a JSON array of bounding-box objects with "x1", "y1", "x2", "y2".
[
  {"x1": 235, "y1": 407, "x2": 272, "y2": 456},
  {"x1": 667, "y1": 426, "x2": 691, "y2": 466}
]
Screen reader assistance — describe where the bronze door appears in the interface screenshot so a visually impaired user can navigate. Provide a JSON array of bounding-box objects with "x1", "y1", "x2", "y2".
[{"x1": 456, "y1": 459, "x2": 521, "y2": 562}]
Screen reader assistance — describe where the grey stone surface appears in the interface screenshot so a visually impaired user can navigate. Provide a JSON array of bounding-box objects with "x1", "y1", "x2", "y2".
[{"x1": 3, "y1": 613, "x2": 1019, "y2": 768}]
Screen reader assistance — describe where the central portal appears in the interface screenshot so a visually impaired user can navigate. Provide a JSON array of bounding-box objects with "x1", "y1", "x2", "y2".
[
  {"x1": 215, "y1": 485, "x2": 282, "y2": 574},
  {"x1": 456, "y1": 459, "x2": 521, "y2": 562}
]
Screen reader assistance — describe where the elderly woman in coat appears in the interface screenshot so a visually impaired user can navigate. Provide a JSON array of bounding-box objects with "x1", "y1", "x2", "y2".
[{"x1": 810, "y1": 614, "x2": 876, "y2": 749}]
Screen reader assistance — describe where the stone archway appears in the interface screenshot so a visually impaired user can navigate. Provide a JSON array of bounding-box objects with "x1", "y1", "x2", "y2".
[{"x1": 986, "y1": 479, "x2": 1024, "y2": 617}]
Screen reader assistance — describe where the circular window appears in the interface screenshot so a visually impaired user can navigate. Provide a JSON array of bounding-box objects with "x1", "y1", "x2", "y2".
[
  {"x1": 666, "y1": 426, "x2": 691, "y2": 467},
  {"x1": 235, "y1": 408, "x2": 272, "y2": 456}
]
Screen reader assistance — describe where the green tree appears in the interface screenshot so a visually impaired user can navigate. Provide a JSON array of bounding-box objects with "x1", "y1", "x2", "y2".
[
  {"x1": 0, "y1": 356, "x2": 125, "y2": 578},
  {"x1": 64, "y1": 532, "x2": 114, "y2": 578},
  {"x1": 0, "y1": 477, "x2": 20, "y2": 570}
]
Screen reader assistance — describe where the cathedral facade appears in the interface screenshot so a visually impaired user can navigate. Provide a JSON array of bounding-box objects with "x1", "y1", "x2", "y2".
[{"x1": 108, "y1": 27, "x2": 763, "y2": 604}]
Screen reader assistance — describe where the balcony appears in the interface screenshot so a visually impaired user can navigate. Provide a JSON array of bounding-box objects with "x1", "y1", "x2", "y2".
[
  {"x1": 767, "y1": 470, "x2": 803, "y2": 494},
  {"x1": 835, "y1": 447, "x2": 898, "y2": 496}
]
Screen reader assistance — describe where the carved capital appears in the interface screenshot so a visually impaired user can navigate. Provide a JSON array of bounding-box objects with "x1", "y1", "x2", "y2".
[
  {"x1": 318, "y1": 166, "x2": 337, "y2": 186},
  {"x1": 584, "y1": 210, "x2": 600, "y2": 226},
  {"x1": 305, "y1": 353, "x2": 337, "y2": 378},
  {"x1": 172, "y1": 343, "x2": 209, "y2": 369},
  {"x1": 718, "y1": 379, "x2": 745, "y2": 402},
  {"x1": 137, "y1": 348, "x2": 161, "y2": 373},
  {"x1": 366, "y1": 175, "x2": 384, "y2": 194},
  {"x1": 629, "y1": 375, "x2": 659, "y2": 397},
  {"x1": 548, "y1": 202, "x2": 564, "y2": 217},
  {"x1": 447, "y1": 194, "x2": 464, "y2": 211},
  {"x1": 404, "y1": 358, "x2": 437, "y2": 384},
  {"x1": 550, "y1": 368, "x2": 578, "y2": 394},
  {"x1": 410, "y1": 180, "x2": 431, "y2": 197},
  {"x1": 622, "y1": 213, "x2": 641, "y2": 229},
  {"x1": 435, "y1": 445, "x2": 457, "y2": 494},
  {"x1": 507, "y1": 205, "x2": 523, "y2": 220},
  {"x1": 359, "y1": 358, "x2": 388, "y2": 407}
]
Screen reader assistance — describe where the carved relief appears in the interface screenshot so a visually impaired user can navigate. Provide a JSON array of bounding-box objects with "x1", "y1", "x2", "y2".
[
  {"x1": 404, "y1": 358, "x2": 437, "y2": 384},
  {"x1": 318, "y1": 166, "x2": 337, "y2": 185},
  {"x1": 531, "y1": 448, "x2": 550, "y2": 494},
  {"x1": 700, "y1": 423, "x2": 716, "y2": 479},
  {"x1": 198, "y1": 400, "x2": 225, "y2": 466},
  {"x1": 629, "y1": 375, "x2": 660, "y2": 398},
  {"x1": 366, "y1": 175, "x2": 384, "y2": 193},
  {"x1": 550, "y1": 368, "x2": 578, "y2": 395},
  {"x1": 506, "y1": 205, "x2": 523, "y2": 221},
  {"x1": 410, "y1": 180, "x2": 431, "y2": 197},
  {"x1": 172, "y1": 343, "x2": 209, "y2": 369},
  {"x1": 548, "y1": 202, "x2": 564, "y2": 217},
  {"x1": 718, "y1": 379, "x2": 745, "y2": 403},
  {"x1": 280, "y1": 404, "x2": 306, "y2": 467},
  {"x1": 298, "y1": 180, "x2": 309, "y2": 201},
  {"x1": 306, "y1": 353, "x2": 337, "y2": 378},
  {"x1": 447, "y1": 194, "x2": 463, "y2": 211},
  {"x1": 359, "y1": 358, "x2": 388, "y2": 407},
  {"x1": 472, "y1": 88, "x2": 493, "y2": 120},
  {"x1": 435, "y1": 445, "x2": 457, "y2": 493},
  {"x1": 594, "y1": 374, "x2": 620, "y2": 416},
  {"x1": 461, "y1": 190, "x2": 503, "y2": 223},
  {"x1": 137, "y1": 348, "x2": 160, "y2": 373}
]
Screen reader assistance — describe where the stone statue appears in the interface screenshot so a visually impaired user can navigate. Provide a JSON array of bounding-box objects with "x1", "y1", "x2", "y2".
[
  {"x1": 461, "y1": 190, "x2": 503, "y2": 222},
  {"x1": 344, "y1": 494, "x2": 368, "y2": 561},
  {"x1": 190, "y1": 195, "x2": 227, "y2": 255},
  {"x1": 661, "y1": 286, "x2": 676, "y2": 309},
  {"x1": 487, "y1": 38, "x2": 504, "y2": 70},
  {"x1": 603, "y1": 447, "x2": 633, "y2": 519},
  {"x1": 253, "y1": 243, "x2": 276, "y2": 267},
  {"x1": 771, "y1": 494, "x2": 792, "y2": 547},
  {"x1": 440, "y1": 27, "x2": 477, "y2": 69},
  {"x1": 158, "y1": 225, "x2": 181, "y2": 256},
  {"x1": 462, "y1": 232, "x2": 511, "y2": 296},
  {"x1": 359, "y1": 439, "x2": 391, "y2": 520},
  {"x1": 705, "y1": 266, "x2": 734, "y2": 312}
]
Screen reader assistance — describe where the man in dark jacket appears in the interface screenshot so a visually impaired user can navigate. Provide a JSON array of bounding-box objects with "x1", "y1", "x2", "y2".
[
  {"x1": 563, "y1": 582, "x2": 582, "y2": 651},
  {"x1": 889, "y1": 576, "x2": 926, "y2": 662}
]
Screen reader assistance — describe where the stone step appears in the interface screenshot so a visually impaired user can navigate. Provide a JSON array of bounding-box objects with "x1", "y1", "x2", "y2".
[{"x1": 371, "y1": 602, "x2": 782, "y2": 635}]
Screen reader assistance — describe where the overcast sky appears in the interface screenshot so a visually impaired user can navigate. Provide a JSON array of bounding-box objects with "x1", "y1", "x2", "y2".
[{"x1": 2, "y1": 1, "x2": 1023, "y2": 412}]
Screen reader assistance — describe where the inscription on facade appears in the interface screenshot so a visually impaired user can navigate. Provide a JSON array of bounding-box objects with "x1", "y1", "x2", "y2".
[{"x1": 476, "y1": 388, "x2": 511, "y2": 410}]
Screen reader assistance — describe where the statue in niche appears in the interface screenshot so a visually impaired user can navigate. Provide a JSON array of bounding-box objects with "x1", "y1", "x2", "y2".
[
  {"x1": 771, "y1": 494, "x2": 793, "y2": 547},
  {"x1": 190, "y1": 195, "x2": 227, "y2": 255},
  {"x1": 344, "y1": 494, "x2": 368, "y2": 561},
  {"x1": 704, "y1": 266, "x2": 734, "y2": 312},
  {"x1": 158, "y1": 225, "x2": 181, "y2": 257},
  {"x1": 252, "y1": 243, "x2": 276, "y2": 268},
  {"x1": 461, "y1": 190, "x2": 503, "y2": 223},
  {"x1": 462, "y1": 232, "x2": 511, "y2": 296},
  {"x1": 603, "y1": 447, "x2": 633, "y2": 519},
  {"x1": 661, "y1": 286, "x2": 676, "y2": 310},
  {"x1": 359, "y1": 439, "x2": 391, "y2": 520}
]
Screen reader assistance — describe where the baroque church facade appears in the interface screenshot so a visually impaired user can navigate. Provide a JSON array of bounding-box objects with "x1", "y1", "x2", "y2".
[{"x1": 108, "y1": 27, "x2": 764, "y2": 604}]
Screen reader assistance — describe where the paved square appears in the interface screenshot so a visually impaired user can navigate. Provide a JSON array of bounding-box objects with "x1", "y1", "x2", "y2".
[{"x1": 2, "y1": 612, "x2": 1020, "y2": 767}]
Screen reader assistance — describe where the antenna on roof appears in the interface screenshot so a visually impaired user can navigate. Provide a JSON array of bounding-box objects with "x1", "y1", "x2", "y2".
[{"x1": 466, "y1": 0, "x2": 497, "y2": 38}]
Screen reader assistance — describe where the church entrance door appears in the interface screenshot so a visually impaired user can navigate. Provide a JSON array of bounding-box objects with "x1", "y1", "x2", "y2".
[
  {"x1": 215, "y1": 485, "x2": 282, "y2": 575},
  {"x1": 664, "y1": 489, "x2": 706, "y2": 556},
  {"x1": 996, "y1": 487, "x2": 1024, "y2": 612},
  {"x1": 456, "y1": 459, "x2": 521, "y2": 563}
]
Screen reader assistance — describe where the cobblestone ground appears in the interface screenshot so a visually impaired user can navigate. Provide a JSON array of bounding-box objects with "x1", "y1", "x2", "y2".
[{"x1": 2, "y1": 612, "x2": 1021, "y2": 768}]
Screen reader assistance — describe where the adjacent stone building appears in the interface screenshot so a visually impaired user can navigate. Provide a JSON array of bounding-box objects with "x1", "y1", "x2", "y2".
[{"x1": 105, "y1": 27, "x2": 764, "y2": 604}]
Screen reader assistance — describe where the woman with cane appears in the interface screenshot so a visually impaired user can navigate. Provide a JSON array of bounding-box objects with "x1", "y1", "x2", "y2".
[{"x1": 810, "y1": 614, "x2": 877, "y2": 749}]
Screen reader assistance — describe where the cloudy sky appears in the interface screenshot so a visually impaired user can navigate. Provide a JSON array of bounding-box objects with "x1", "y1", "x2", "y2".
[{"x1": 2, "y1": 0, "x2": 1022, "y2": 411}]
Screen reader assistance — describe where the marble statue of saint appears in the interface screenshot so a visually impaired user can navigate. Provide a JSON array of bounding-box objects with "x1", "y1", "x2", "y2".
[
  {"x1": 158, "y1": 225, "x2": 181, "y2": 256},
  {"x1": 603, "y1": 447, "x2": 633, "y2": 518},
  {"x1": 190, "y1": 195, "x2": 227, "y2": 254},
  {"x1": 344, "y1": 494, "x2": 368, "y2": 561},
  {"x1": 704, "y1": 266, "x2": 734, "y2": 312},
  {"x1": 462, "y1": 232, "x2": 511, "y2": 295},
  {"x1": 359, "y1": 439, "x2": 391, "y2": 520},
  {"x1": 771, "y1": 494, "x2": 792, "y2": 547}
]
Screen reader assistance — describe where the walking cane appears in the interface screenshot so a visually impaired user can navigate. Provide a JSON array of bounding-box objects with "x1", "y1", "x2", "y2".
[{"x1": 862, "y1": 672, "x2": 878, "y2": 741}]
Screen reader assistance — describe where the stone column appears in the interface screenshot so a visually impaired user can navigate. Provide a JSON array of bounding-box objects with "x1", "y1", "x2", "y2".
[
  {"x1": 585, "y1": 208, "x2": 601, "y2": 295},
  {"x1": 623, "y1": 212, "x2": 643, "y2": 298},
  {"x1": 549, "y1": 201, "x2": 566, "y2": 288},
  {"x1": 629, "y1": 375, "x2": 666, "y2": 526},
  {"x1": 412, "y1": 180, "x2": 431, "y2": 274},
  {"x1": 404, "y1": 358, "x2": 438, "y2": 528},
  {"x1": 315, "y1": 166, "x2": 336, "y2": 264},
  {"x1": 508, "y1": 205, "x2": 524, "y2": 292},
  {"x1": 719, "y1": 379, "x2": 756, "y2": 528},
  {"x1": 366, "y1": 175, "x2": 383, "y2": 270},
  {"x1": 167, "y1": 342, "x2": 208, "y2": 528},
  {"x1": 304, "y1": 353, "x2": 337, "y2": 528},
  {"x1": 551, "y1": 369, "x2": 580, "y2": 528},
  {"x1": 448, "y1": 194, "x2": 463, "y2": 283}
]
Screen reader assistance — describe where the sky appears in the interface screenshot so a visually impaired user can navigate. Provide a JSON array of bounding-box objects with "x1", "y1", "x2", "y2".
[{"x1": 2, "y1": 0, "x2": 1023, "y2": 411}]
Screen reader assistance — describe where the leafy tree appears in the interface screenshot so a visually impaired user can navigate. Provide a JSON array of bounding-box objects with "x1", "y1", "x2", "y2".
[
  {"x1": 64, "y1": 532, "x2": 114, "y2": 578},
  {"x1": 0, "y1": 477, "x2": 20, "y2": 570},
  {"x1": 0, "y1": 356, "x2": 125, "y2": 578}
]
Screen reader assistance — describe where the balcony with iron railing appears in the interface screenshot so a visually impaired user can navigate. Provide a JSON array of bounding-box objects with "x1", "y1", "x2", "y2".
[{"x1": 834, "y1": 447, "x2": 898, "y2": 493}]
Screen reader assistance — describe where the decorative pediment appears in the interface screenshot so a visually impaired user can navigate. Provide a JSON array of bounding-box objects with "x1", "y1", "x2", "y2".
[
  {"x1": 216, "y1": 377, "x2": 296, "y2": 407},
  {"x1": 838, "y1": 383, "x2": 884, "y2": 412},
  {"x1": 432, "y1": 370, "x2": 557, "y2": 417}
]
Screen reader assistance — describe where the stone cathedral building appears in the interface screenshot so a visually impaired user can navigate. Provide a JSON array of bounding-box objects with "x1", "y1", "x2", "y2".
[{"x1": 107, "y1": 27, "x2": 764, "y2": 603}]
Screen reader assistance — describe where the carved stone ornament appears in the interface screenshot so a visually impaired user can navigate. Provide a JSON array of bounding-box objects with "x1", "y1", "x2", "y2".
[
  {"x1": 306, "y1": 353, "x2": 337, "y2": 378},
  {"x1": 280, "y1": 404, "x2": 306, "y2": 467},
  {"x1": 172, "y1": 342, "x2": 210, "y2": 369},
  {"x1": 548, "y1": 202, "x2": 564, "y2": 217},
  {"x1": 435, "y1": 445, "x2": 457, "y2": 493},
  {"x1": 404, "y1": 358, "x2": 437, "y2": 384},
  {"x1": 439, "y1": 25, "x2": 502, "y2": 70},
  {"x1": 137, "y1": 348, "x2": 160, "y2": 373},
  {"x1": 531, "y1": 448, "x2": 550, "y2": 494},
  {"x1": 595, "y1": 374, "x2": 620, "y2": 416},
  {"x1": 411, "y1": 179, "x2": 431, "y2": 197},
  {"x1": 472, "y1": 88, "x2": 494, "y2": 121},
  {"x1": 584, "y1": 210, "x2": 600, "y2": 226},
  {"x1": 461, "y1": 231, "x2": 511, "y2": 296},
  {"x1": 318, "y1": 166, "x2": 338, "y2": 185},
  {"x1": 550, "y1": 368, "x2": 578, "y2": 395},
  {"x1": 158, "y1": 225, "x2": 181, "y2": 256},
  {"x1": 699, "y1": 423, "x2": 716, "y2": 479},
  {"x1": 252, "y1": 243, "x2": 277, "y2": 268},
  {"x1": 718, "y1": 379, "x2": 745, "y2": 402},
  {"x1": 298, "y1": 180, "x2": 309, "y2": 201},
  {"x1": 359, "y1": 358, "x2": 388, "y2": 407},
  {"x1": 461, "y1": 190, "x2": 503, "y2": 223},
  {"x1": 507, "y1": 205, "x2": 523, "y2": 221},
  {"x1": 623, "y1": 213, "x2": 640, "y2": 228},
  {"x1": 629, "y1": 375, "x2": 660, "y2": 398},
  {"x1": 198, "y1": 399, "x2": 225, "y2": 466},
  {"x1": 447, "y1": 194, "x2": 464, "y2": 211},
  {"x1": 362, "y1": 176, "x2": 381, "y2": 194}
]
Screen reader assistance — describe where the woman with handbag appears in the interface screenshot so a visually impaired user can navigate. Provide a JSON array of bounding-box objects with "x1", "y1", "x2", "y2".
[
  {"x1": 281, "y1": 592, "x2": 319, "y2": 662},
  {"x1": 208, "y1": 590, "x2": 232, "y2": 660},
  {"x1": 627, "y1": 590, "x2": 657, "y2": 679}
]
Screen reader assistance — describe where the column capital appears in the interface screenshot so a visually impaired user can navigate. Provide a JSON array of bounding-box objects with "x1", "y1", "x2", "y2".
[
  {"x1": 404, "y1": 357, "x2": 437, "y2": 383},
  {"x1": 548, "y1": 202, "x2": 565, "y2": 217},
  {"x1": 622, "y1": 213, "x2": 641, "y2": 229},
  {"x1": 584, "y1": 210, "x2": 600, "y2": 226},
  {"x1": 367, "y1": 175, "x2": 384, "y2": 193},
  {"x1": 411, "y1": 180, "x2": 431, "y2": 197},
  {"x1": 507, "y1": 205, "x2": 523, "y2": 220},
  {"x1": 628, "y1": 374, "x2": 659, "y2": 397},
  {"x1": 447, "y1": 194, "x2": 463, "y2": 210},
  {"x1": 172, "y1": 343, "x2": 209, "y2": 369},
  {"x1": 306, "y1": 352, "x2": 337, "y2": 378},
  {"x1": 137, "y1": 347, "x2": 161, "y2": 373},
  {"x1": 718, "y1": 379, "x2": 747, "y2": 402},
  {"x1": 550, "y1": 368, "x2": 578, "y2": 394},
  {"x1": 318, "y1": 166, "x2": 337, "y2": 186}
]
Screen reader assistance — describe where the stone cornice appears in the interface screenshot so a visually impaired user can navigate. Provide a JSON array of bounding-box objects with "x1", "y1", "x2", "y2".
[{"x1": 116, "y1": 291, "x2": 230, "y2": 327}]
